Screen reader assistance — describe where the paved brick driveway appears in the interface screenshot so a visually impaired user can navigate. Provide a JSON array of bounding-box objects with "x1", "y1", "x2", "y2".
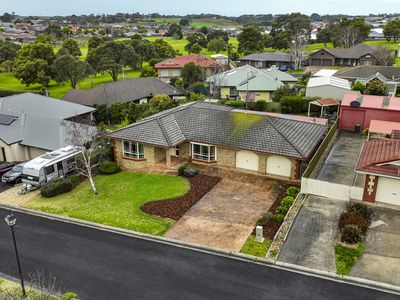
[{"x1": 165, "y1": 173, "x2": 278, "y2": 252}]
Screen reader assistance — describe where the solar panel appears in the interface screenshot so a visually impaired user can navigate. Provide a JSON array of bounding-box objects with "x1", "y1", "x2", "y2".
[{"x1": 0, "y1": 114, "x2": 17, "y2": 126}]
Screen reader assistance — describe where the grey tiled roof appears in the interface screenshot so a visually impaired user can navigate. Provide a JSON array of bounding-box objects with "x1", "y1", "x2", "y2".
[
  {"x1": 335, "y1": 66, "x2": 400, "y2": 81},
  {"x1": 318, "y1": 44, "x2": 378, "y2": 59},
  {"x1": 107, "y1": 102, "x2": 327, "y2": 160},
  {"x1": 239, "y1": 52, "x2": 293, "y2": 62},
  {"x1": 62, "y1": 78, "x2": 184, "y2": 107}
]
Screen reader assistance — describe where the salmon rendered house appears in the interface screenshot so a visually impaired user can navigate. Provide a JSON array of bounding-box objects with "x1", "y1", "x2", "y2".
[{"x1": 106, "y1": 102, "x2": 327, "y2": 181}]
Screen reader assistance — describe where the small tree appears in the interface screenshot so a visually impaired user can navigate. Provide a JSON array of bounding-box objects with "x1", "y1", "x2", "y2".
[
  {"x1": 53, "y1": 54, "x2": 91, "y2": 88},
  {"x1": 64, "y1": 121, "x2": 108, "y2": 195},
  {"x1": 60, "y1": 38, "x2": 82, "y2": 57},
  {"x1": 373, "y1": 45, "x2": 394, "y2": 66},
  {"x1": 207, "y1": 38, "x2": 227, "y2": 53},
  {"x1": 181, "y1": 62, "x2": 205, "y2": 87},
  {"x1": 366, "y1": 78, "x2": 386, "y2": 96}
]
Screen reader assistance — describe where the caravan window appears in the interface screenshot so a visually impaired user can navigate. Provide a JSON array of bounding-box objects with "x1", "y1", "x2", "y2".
[
  {"x1": 66, "y1": 158, "x2": 75, "y2": 164},
  {"x1": 45, "y1": 165, "x2": 55, "y2": 175}
]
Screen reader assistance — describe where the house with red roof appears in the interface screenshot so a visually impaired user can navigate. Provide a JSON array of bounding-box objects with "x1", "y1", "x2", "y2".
[
  {"x1": 155, "y1": 54, "x2": 222, "y2": 83},
  {"x1": 339, "y1": 93, "x2": 400, "y2": 131},
  {"x1": 356, "y1": 138, "x2": 400, "y2": 206}
]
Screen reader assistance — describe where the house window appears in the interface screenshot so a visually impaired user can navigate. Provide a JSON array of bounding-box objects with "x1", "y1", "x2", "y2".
[
  {"x1": 191, "y1": 143, "x2": 216, "y2": 162},
  {"x1": 123, "y1": 141, "x2": 144, "y2": 159},
  {"x1": 175, "y1": 145, "x2": 180, "y2": 156}
]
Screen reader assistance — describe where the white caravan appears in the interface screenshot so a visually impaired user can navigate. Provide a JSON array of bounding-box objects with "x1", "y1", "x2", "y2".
[{"x1": 22, "y1": 146, "x2": 81, "y2": 187}]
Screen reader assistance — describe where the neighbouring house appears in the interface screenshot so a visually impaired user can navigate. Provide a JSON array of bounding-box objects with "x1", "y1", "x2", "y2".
[
  {"x1": 308, "y1": 44, "x2": 389, "y2": 67},
  {"x1": 356, "y1": 138, "x2": 400, "y2": 206},
  {"x1": 106, "y1": 102, "x2": 327, "y2": 181},
  {"x1": 238, "y1": 52, "x2": 294, "y2": 69},
  {"x1": 339, "y1": 93, "x2": 400, "y2": 131},
  {"x1": 306, "y1": 76, "x2": 354, "y2": 100},
  {"x1": 155, "y1": 54, "x2": 223, "y2": 83},
  {"x1": 335, "y1": 66, "x2": 400, "y2": 95},
  {"x1": 0, "y1": 93, "x2": 95, "y2": 162},
  {"x1": 211, "y1": 54, "x2": 231, "y2": 66},
  {"x1": 62, "y1": 78, "x2": 184, "y2": 107},
  {"x1": 207, "y1": 65, "x2": 297, "y2": 102}
]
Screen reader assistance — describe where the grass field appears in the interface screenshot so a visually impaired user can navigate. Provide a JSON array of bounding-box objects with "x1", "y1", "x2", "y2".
[
  {"x1": 153, "y1": 17, "x2": 239, "y2": 28},
  {"x1": 1, "y1": 37, "x2": 398, "y2": 98},
  {"x1": 25, "y1": 172, "x2": 189, "y2": 235}
]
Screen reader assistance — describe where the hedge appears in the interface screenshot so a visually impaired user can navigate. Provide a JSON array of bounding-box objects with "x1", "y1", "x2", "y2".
[
  {"x1": 41, "y1": 178, "x2": 74, "y2": 198},
  {"x1": 280, "y1": 96, "x2": 320, "y2": 114},
  {"x1": 224, "y1": 100, "x2": 246, "y2": 109}
]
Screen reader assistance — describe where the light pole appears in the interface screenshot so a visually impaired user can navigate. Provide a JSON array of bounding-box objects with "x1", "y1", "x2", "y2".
[{"x1": 5, "y1": 213, "x2": 26, "y2": 298}]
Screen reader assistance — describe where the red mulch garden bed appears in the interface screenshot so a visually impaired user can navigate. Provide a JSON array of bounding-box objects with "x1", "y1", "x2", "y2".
[
  {"x1": 141, "y1": 174, "x2": 221, "y2": 220},
  {"x1": 253, "y1": 184, "x2": 300, "y2": 239}
]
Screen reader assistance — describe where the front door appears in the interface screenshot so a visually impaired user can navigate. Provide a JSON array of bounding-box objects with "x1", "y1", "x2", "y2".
[{"x1": 57, "y1": 161, "x2": 64, "y2": 177}]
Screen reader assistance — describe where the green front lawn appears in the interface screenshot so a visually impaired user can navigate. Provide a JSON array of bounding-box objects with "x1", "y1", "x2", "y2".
[
  {"x1": 240, "y1": 235, "x2": 272, "y2": 257},
  {"x1": 24, "y1": 172, "x2": 189, "y2": 235}
]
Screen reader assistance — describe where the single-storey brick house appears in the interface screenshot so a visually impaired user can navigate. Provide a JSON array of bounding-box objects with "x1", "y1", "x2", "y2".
[
  {"x1": 308, "y1": 44, "x2": 386, "y2": 67},
  {"x1": 356, "y1": 138, "x2": 400, "y2": 206},
  {"x1": 106, "y1": 102, "x2": 327, "y2": 181}
]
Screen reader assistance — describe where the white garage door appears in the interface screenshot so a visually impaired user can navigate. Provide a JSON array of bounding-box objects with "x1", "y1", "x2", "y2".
[
  {"x1": 236, "y1": 151, "x2": 259, "y2": 171},
  {"x1": 376, "y1": 177, "x2": 400, "y2": 206},
  {"x1": 266, "y1": 156, "x2": 292, "y2": 178}
]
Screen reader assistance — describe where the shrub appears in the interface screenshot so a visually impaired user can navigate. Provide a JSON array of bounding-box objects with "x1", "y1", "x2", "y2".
[
  {"x1": 183, "y1": 167, "x2": 199, "y2": 177},
  {"x1": 224, "y1": 100, "x2": 246, "y2": 109},
  {"x1": 346, "y1": 202, "x2": 374, "y2": 224},
  {"x1": 274, "y1": 213, "x2": 285, "y2": 223},
  {"x1": 253, "y1": 100, "x2": 267, "y2": 111},
  {"x1": 280, "y1": 196, "x2": 295, "y2": 209},
  {"x1": 352, "y1": 82, "x2": 365, "y2": 92},
  {"x1": 62, "y1": 292, "x2": 78, "y2": 300},
  {"x1": 256, "y1": 212, "x2": 274, "y2": 225},
  {"x1": 98, "y1": 160, "x2": 121, "y2": 175},
  {"x1": 67, "y1": 175, "x2": 81, "y2": 186},
  {"x1": 339, "y1": 212, "x2": 368, "y2": 234},
  {"x1": 340, "y1": 225, "x2": 362, "y2": 244},
  {"x1": 286, "y1": 186, "x2": 300, "y2": 198},
  {"x1": 177, "y1": 166, "x2": 186, "y2": 176},
  {"x1": 335, "y1": 243, "x2": 364, "y2": 275},
  {"x1": 41, "y1": 178, "x2": 74, "y2": 198}
]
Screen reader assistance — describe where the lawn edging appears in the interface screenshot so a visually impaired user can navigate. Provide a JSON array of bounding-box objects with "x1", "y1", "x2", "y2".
[
  {"x1": 266, "y1": 193, "x2": 307, "y2": 260},
  {"x1": 2, "y1": 204, "x2": 400, "y2": 296}
]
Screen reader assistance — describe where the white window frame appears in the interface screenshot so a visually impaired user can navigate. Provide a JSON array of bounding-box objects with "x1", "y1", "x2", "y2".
[
  {"x1": 123, "y1": 141, "x2": 144, "y2": 159},
  {"x1": 190, "y1": 142, "x2": 217, "y2": 162}
]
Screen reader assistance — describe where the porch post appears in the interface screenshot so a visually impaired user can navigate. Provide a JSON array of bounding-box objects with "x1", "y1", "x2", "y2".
[
  {"x1": 307, "y1": 103, "x2": 311, "y2": 117},
  {"x1": 166, "y1": 148, "x2": 171, "y2": 168}
]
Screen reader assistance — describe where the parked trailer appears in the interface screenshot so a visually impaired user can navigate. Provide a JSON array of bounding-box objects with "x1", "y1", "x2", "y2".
[{"x1": 22, "y1": 146, "x2": 81, "y2": 187}]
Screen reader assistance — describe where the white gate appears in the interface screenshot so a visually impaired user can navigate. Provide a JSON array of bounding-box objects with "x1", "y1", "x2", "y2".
[{"x1": 301, "y1": 178, "x2": 363, "y2": 201}]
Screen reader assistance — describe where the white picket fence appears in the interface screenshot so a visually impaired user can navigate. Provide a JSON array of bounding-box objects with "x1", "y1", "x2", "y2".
[{"x1": 301, "y1": 178, "x2": 363, "y2": 201}]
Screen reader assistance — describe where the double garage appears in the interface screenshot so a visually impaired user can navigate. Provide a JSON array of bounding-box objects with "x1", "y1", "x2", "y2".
[
  {"x1": 235, "y1": 150, "x2": 293, "y2": 178},
  {"x1": 375, "y1": 177, "x2": 400, "y2": 206}
]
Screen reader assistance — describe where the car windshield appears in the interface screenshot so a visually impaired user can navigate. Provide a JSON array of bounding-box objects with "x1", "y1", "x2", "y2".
[{"x1": 11, "y1": 165, "x2": 23, "y2": 172}]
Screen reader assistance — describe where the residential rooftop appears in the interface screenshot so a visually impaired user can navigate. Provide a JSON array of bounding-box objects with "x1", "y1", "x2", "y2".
[{"x1": 107, "y1": 102, "x2": 327, "y2": 160}]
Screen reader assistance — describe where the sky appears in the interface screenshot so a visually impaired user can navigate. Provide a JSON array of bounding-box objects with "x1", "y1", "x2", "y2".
[{"x1": 1, "y1": 0, "x2": 400, "y2": 16}]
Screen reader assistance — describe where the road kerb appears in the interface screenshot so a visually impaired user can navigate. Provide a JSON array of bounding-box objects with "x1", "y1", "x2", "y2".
[{"x1": 1, "y1": 204, "x2": 399, "y2": 296}]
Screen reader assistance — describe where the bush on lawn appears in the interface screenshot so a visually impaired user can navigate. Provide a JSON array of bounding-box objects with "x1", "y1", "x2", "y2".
[
  {"x1": 256, "y1": 212, "x2": 274, "y2": 225},
  {"x1": 346, "y1": 202, "x2": 374, "y2": 224},
  {"x1": 62, "y1": 292, "x2": 78, "y2": 300},
  {"x1": 67, "y1": 174, "x2": 81, "y2": 186},
  {"x1": 224, "y1": 100, "x2": 246, "y2": 109},
  {"x1": 98, "y1": 160, "x2": 121, "y2": 175},
  {"x1": 41, "y1": 178, "x2": 74, "y2": 198},
  {"x1": 286, "y1": 186, "x2": 300, "y2": 198},
  {"x1": 183, "y1": 167, "x2": 199, "y2": 177},
  {"x1": 340, "y1": 225, "x2": 362, "y2": 244},
  {"x1": 339, "y1": 212, "x2": 368, "y2": 234},
  {"x1": 177, "y1": 166, "x2": 186, "y2": 176}
]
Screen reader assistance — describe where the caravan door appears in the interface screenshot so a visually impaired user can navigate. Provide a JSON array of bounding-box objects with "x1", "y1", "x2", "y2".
[{"x1": 57, "y1": 161, "x2": 64, "y2": 177}]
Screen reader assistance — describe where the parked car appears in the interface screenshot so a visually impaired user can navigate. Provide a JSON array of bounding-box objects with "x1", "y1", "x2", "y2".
[
  {"x1": 0, "y1": 162, "x2": 16, "y2": 177},
  {"x1": 279, "y1": 65, "x2": 289, "y2": 72},
  {"x1": 2, "y1": 162, "x2": 26, "y2": 184}
]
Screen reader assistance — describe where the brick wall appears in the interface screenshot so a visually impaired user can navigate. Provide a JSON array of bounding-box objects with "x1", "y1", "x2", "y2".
[
  {"x1": 217, "y1": 147, "x2": 236, "y2": 167},
  {"x1": 114, "y1": 141, "x2": 159, "y2": 170}
]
